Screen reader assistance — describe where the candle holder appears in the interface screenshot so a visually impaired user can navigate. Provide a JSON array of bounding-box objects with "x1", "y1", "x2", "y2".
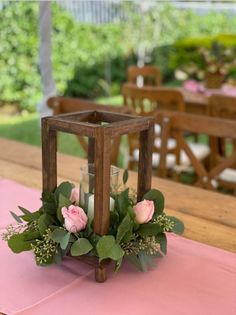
[{"x1": 41, "y1": 110, "x2": 154, "y2": 282}]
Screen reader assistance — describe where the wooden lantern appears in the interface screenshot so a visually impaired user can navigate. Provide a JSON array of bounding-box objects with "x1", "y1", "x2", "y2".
[{"x1": 41, "y1": 110, "x2": 154, "y2": 282}]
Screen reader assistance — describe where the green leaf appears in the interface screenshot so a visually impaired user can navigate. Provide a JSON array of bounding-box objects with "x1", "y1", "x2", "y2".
[
  {"x1": 138, "y1": 251, "x2": 156, "y2": 272},
  {"x1": 53, "y1": 247, "x2": 63, "y2": 264},
  {"x1": 117, "y1": 188, "x2": 130, "y2": 218},
  {"x1": 155, "y1": 233, "x2": 167, "y2": 255},
  {"x1": 168, "y1": 216, "x2": 185, "y2": 235},
  {"x1": 60, "y1": 232, "x2": 71, "y2": 250},
  {"x1": 137, "y1": 223, "x2": 163, "y2": 237},
  {"x1": 71, "y1": 238, "x2": 93, "y2": 256},
  {"x1": 51, "y1": 228, "x2": 67, "y2": 243},
  {"x1": 21, "y1": 210, "x2": 41, "y2": 222},
  {"x1": 54, "y1": 182, "x2": 73, "y2": 201},
  {"x1": 57, "y1": 193, "x2": 71, "y2": 223},
  {"x1": 96, "y1": 235, "x2": 124, "y2": 262},
  {"x1": 122, "y1": 169, "x2": 129, "y2": 185},
  {"x1": 10, "y1": 211, "x2": 23, "y2": 223},
  {"x1": 8, "y1": 234, "x2": 32, "y2": 253},
  {"x1": 23, "y1": 229, "x2": 41, "y2": 242},
  {"x1": 41, "y1": 191, "x2": 57, "y2": 215},
  {"x1": 116, "y1": 213, "x2": 133, "y2": 244},
  {"x1": 125, "y1": 254, "x2": 143, "y2": 271},
  {"x1": 143, "y1": 189, "x2": 165, "y2": 215},
  {"x1": 114, "y1": 257, "x2": 123, "y2": 272},
  {"x1": 38, "y1": 214, "x2": 55, "y2": 237}
]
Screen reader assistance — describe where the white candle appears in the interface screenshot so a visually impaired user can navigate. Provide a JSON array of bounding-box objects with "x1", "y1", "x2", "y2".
[{"x1": 87, "y1": 194, "x2": 115, "y2": 221}]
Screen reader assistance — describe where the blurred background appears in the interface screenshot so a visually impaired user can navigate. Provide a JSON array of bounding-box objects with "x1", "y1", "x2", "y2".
[{"x1": 1, "y1": 0, "x2": 236, "y2": 157}]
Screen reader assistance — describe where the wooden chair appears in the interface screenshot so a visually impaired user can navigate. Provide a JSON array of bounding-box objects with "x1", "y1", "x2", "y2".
[
  {"x1": 158, "y1": 110, "x2": 236, "y2": 192},
  {"x1": 122, "y1": 84, "x2": 185, "y2": 115},
  {"x1": 127, "y1": 65, "x2": 161, "y2": 87},
  {"x1": 122, "y1": 84, "x2": 187, "y2": 170},
  {"x1": 208, "y1": 94, "x2": 236, "y2": 189},
  {"x1": 47, "y1": 96, "x2": 131, "y2": 166}
]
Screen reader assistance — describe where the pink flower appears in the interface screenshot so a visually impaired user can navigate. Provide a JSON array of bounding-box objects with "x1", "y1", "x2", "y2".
[
  {"x1": 133, "y1": 199, "x2": 155, "y2": 224},
  {"x1": 70, "y1": 187, "x2": 80, "y2": 204},
  {"x1": 61, "y1": 205, "x2": 88, "y2": 233}
]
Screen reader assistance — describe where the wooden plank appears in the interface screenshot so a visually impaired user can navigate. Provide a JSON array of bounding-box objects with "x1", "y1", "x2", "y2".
[
  {"x1": 165, "y1": 208, "x2": 236, "y2": 253},
  {"x1": 1, "y1": 138, "x2": 236, "y2": 229}
]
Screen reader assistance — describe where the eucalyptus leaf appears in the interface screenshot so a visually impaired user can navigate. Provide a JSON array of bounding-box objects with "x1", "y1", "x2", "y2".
[
  {"x1": 96, "y1": 235, "x2": 124, "y2": 262},
  {"x1": 23, "y1": 229, "x2": 41, "y2": 241},
  {"x1": 116, "y1": 213, "x2": 133, "y2": 244},
  {"x1": 155, "y1": 233, "x2": 167, "y2": 255},
  {"x1": 53, "y1": 247, "x2": 63, "y2": 264},
  {"x1": 137, "y1": 222, "x2": 163, "y2": 237},
  {"x1": 138, "y1": 251, "x2": 156, "y2": 271},
  {"x1": 60, "y1": 232, "x2": 71, "y2": 250},
  {"x1": 8, "y1": 234, "x2": 32, "y2": 253},
  {"x1": 143, "y1": 189, "x2": 165, "y2": 215},
  {"x1": 41, "y1": 191, "x2": 57, "y2": 215},
  {"x1": 122, "y1": 169, "x2": 129, "y2": 185},
  {"x1": 38, "y1": 214, "x2": 55, "y2": 237},
  {"x1": 51, "y1": 228, "x2": 67, "y2": 243},
  {"x1": 125, "y1": 254, "x2": 143, "y2": 271},
  {"x1": 71, "y1": 238, "x2": 93, "y2": 256},
  {"x1": 117, "y1": 188, "x2": 130, "y2": 218},
  {"x1": 54, "y1": 182, "x2": 73, "y2": 201},
  {"x1": 57, "y1": 193, "x2": 71, "y2": 223},
  {"x1": 10, "y1": 211, "x2": 23, "y2": 223},
  {"x1": 168, "y1": 216, "x2": 185, "y2": 235},
  {"x1": 114, "y1": 257, "x2": 123, "y2": 272},
  {"x1": 21, "y1": 210, "x2": 41, "y2": 222}
]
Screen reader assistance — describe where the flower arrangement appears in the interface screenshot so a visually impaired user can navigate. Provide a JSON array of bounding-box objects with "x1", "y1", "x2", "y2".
[
  {"x1": 175, "y1": 42, "x2": 236, "y2": 84},
  {"x1": 2, "y1": 171, "x2": 184, "y2": 273}
]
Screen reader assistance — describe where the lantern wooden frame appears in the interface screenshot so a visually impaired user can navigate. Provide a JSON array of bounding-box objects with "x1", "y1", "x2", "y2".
[{"x1": 41, "y1": 110, "x2": 154, "y2": 282}]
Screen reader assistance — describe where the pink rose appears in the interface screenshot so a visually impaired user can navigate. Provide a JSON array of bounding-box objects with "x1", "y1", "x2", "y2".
[
  {"x1": 133, "y1": 199, "x2": 155, "y2": 224},
  {"x1": 61, "y1": 205, "x2": 88, "y2": 233},
  {"x1": 70, "y1": 187, "x2": 80, "y2": 204}
]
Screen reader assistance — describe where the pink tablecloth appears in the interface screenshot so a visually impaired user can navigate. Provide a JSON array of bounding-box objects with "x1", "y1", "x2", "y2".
[{"x1": 0, "y1": 179, "x2": 236, "y2": 315}]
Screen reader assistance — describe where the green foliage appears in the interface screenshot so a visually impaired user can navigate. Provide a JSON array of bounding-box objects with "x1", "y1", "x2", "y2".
[
  {"x1": 51, "y1": 228, "x2": 70, "y2": 250},
  {"x1": 71, "y1": 238, "x2": 93, "y2": 256},
  {"x1": 3, "y1": 180, "x2": 184, "y2": 274},
  {"x1": 137, "y1": 223, "x2": 163, "y2": 237},
  {"x1": 167, "y1": 216, "x2": 185, "y2": 235},
  {"x1": 96, "y1": 235, "x2": 124, "y2": 262},
  {"x1": 122, "y1": 169, "x2": 129, "y2": 185},
  {"x1": 2, "y1": 2, "x2": 236, "y2": 111},
  {"x1": 143, "y1": 189, "x2": 165, "y2": 216},
  {"x1": 8, "y1": 233, "x2": 33, "y2": 253}
]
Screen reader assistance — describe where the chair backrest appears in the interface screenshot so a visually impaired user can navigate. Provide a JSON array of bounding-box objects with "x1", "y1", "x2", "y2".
[
  {"x1": 208, "y1": 94, "x2": 236, "y2": 119},
  {"x1": 157, "y1": 110, "x2": 236, "y2": 190},
  {"x1": 122, "y1": 84, "x2": 186, "y2": 115},
  {"x1": 128, "y1": 65, "x2": 161, "y2": 87},
  {"x1": 47, "y1": 96, "x2": 131, "y2": 165}
]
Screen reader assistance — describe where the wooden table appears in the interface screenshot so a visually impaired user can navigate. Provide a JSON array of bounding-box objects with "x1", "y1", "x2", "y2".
[
  {"x1": 180, "y1": 88, "x2": 209, "y2": 115},
  {"x1": 1, "y1": 137, "x2": 236, "y2": 254}
]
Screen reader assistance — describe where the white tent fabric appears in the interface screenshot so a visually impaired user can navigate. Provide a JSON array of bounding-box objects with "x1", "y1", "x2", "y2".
[{"x1": 37, "y1": 1, "x2": 56, "y2": 117}]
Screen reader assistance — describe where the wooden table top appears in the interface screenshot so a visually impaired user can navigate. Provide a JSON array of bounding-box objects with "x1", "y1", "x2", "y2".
[{"x1": 1, "y1": 137, "x2": 236, "y2": 254}]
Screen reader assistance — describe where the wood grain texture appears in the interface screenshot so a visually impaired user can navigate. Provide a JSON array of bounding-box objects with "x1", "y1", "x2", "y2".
[{"x1": 1, "y1": 138, "x2": 236, "y2": 253}]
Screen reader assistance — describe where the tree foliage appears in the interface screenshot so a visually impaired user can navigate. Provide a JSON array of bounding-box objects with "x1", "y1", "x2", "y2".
[{"x1": 1, "y1": 2, "x2": 236, "y2": 111}]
